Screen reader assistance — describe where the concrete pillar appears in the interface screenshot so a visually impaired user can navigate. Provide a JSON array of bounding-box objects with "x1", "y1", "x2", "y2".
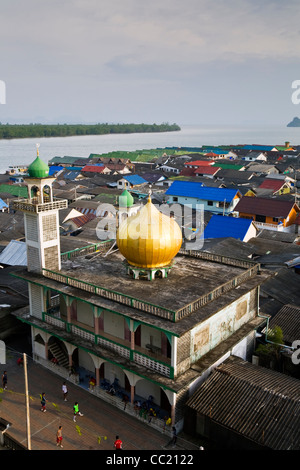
[
  {"x1": 94, "y1": 306, "x2": 99, "y2": 336},
  {"x1": 66, "y1": 297, "x2": 71, "y2": 324},
  {"x1": 171, "y1": 404, "x2": 175, "y2": 425},
  {"x1": 130, "y1": 385, "x2": 135, "y2": 404},
  {"x1": 95, "y1": 367, "x2": 100, "y2": 387}
]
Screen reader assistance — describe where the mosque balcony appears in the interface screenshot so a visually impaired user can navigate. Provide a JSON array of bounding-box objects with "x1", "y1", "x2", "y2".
[
  {"x1": 42, "y1": 310, "x2": 172, "y2": 378},
  {"x1": 13, "y1": 197, "x2": 68, "y2": 213}
]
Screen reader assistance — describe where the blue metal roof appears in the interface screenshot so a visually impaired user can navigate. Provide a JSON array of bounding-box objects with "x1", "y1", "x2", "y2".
[
  {"x1": 203, "y1": 215, "x2": 253, "y2": 240},
  {"x1": 123, "y1": 175, "x2": 147, "y2": 185},
  {"x1": 165, "y1": 181, "x2": 240, "y2": 202},
  {"x1": 48, "y1": 165, "x2": 64, "y2": 175},
  {"x1": 64, "y1": 171, "x2": 81, "y2": 180},
  {"x1": 243, "y1": 145, "x2": 275, "y2": 151},
  {"x1": 66, "y1": 166, "x2": 84, "y2": 171},
  {"x1": 0, "y1": 198, "x2": 8, "y2": 210},
  {"x1": 204, "y1": 148, "x2": 229, "y2": 154}
]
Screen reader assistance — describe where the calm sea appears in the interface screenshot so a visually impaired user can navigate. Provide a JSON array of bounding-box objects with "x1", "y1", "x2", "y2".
[{"x1": 0, "y1": 124, "x2": 299, "y2": 174}]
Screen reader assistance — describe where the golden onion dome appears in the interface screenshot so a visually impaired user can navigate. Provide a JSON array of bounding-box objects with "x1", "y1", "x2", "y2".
[{"x1": 117, "y1": 195, "x2": 182, "y2": 269}]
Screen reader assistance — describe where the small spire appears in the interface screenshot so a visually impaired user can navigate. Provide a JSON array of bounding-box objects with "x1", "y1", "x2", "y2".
[
  {"x1": 147, "y1": 186, "x2": 152, "y2": 203},
  {"x1": 36, "y1": 143, "x2": 40, "y2": 157}
]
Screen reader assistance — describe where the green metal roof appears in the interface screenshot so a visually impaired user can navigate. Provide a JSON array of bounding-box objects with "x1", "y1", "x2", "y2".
[{"x1": 0, "y1": 184, "x2": 28, "y2": 198}]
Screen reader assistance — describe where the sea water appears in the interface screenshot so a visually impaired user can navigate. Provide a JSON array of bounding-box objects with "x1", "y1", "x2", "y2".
[{"x1": 0, "y1": 124, "x2": 299, "y2": 174}]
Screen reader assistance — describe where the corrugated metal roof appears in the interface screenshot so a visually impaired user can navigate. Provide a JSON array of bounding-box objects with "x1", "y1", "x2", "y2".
[
  {"x1": 243, "y1": 145, "x2": 276, "y2": 151},
  {"x1": 265, "y1": 304, "x2": 300, "y2": 344},
  {"x1": 186, "y1": 356, "x2": 300, "y2": 450},
  {"x1": 0, "y1": 198, "x2": 8, "y2": 210},
  {"x1": 48, "y1": 166, "x2": 64, "y2": 176},
  {"x1": 81, "y1": 165, "x2": 105, "y2": 173},
  {"x1": 68, "y1": 213, "x2": 96, "y2": 228},
  {"x1": 0, "y1": 184, "x2": 28, "y2": 198},
  {"x1": 165, "y1": 181, "x2": 240, "y2": 202},
  {"x1": 123, "y1": 175, "x2": 147, "y2": 185},
  {"x1": 185, "y1": 160, "x2": 213, "y2": 166},
  {"x1": 0, "y1": 240, "x2": 27, "y2": 266},
  {"x1": 258, "y1": 179, "x2": 287, "y2": 191},
  {"x1": 203, "y1": 215, "x2": 254, "y2": 240},
  {"x1": 235, "y1": 196, "x2": 298, "y2": 218},
  {"x1": 194, "y1": 166, "x2": 220, "y2": 175}
]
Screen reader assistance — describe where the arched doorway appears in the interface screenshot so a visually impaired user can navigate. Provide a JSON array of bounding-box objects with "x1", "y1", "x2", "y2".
[
  {"x1": 71, "y1": 348, "x2": 97, "y2": 388},
  {"x1": 134, "y1": 378, "x2": 171, "y2": 419}
]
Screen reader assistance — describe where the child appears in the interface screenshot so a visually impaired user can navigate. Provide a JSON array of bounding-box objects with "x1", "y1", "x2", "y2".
[
  {"x1": 56, "y1": 425, "x2": 63, "y2": 448},
  {"x1": 73, "y1": 402, "x2": 83, "y2": 422},
  {"x1": 41, "y1": 393, "x2": 47, "y2": 412}
]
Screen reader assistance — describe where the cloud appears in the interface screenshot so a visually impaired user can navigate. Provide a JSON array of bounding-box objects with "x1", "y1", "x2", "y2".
[{"x1": 0, "y1": 0, "x2": 299, "y2": 124}]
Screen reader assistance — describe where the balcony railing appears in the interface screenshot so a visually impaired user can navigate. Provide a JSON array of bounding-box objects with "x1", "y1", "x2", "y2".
[
  {"x1": 42, "y1": 311, "x2": 171, "y2": 377},
  {"x1": 43, "y1": 250, "x2": 261, "y2": 323},
  {"x1": 13, "y1": 197, "x2": 68, "y2": 213}
]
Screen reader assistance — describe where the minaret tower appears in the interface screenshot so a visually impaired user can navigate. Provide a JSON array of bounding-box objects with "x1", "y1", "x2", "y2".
[{"x1": 14, "y1": 144, "x2": 68, "y2": 273}]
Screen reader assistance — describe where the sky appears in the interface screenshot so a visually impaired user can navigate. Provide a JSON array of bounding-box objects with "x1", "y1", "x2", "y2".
[{"x1": 0, "y1": 0, "x2": 300, "y2": 126}]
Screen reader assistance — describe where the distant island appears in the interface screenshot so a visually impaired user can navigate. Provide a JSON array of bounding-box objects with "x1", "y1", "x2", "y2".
[
  {"x1": 0, "y1": 122, "x2": 181, "y2": 139},
  {"x1": 287, "y1": 117, "x2": 300, "y2": 127}
]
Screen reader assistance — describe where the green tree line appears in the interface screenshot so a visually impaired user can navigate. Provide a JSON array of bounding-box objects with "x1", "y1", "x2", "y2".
[{"x1": 0, "y1": 122, "x2": 180, "y2": 139}]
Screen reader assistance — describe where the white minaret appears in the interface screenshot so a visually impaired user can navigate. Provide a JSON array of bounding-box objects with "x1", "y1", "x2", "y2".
[{"x1": 14, "y1": 144, "x2": 68, "y2": 273}]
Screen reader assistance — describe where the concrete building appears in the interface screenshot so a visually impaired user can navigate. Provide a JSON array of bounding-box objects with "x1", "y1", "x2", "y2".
[{"x1": 12, "y1": 150, "x2": 272, "y2": 433}]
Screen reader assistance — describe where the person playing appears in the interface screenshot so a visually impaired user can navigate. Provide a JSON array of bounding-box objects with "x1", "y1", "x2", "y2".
[
  {"x1": 62, "y1": 382, "x2": 68, "y2": 401},
  {"x1": 56, "y1": 425, "x2": 63, "y2": 448},
  {"x1": 114, "y1": 435, "x2": 123, "y2": 450},
  {"x1": 2, "y1": 371, "x2": 7, "y2": 390},
  {"x1": 73, "y1": 402, "x2": 83, "y2": 422},
  {"x1": 41, "y1": 392, "x2": 47, "y2": 412}
]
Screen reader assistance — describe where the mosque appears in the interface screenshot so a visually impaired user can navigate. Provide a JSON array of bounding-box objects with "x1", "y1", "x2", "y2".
[{"x1": 12, "y1": 148, "x2": 271, "y2": 432}]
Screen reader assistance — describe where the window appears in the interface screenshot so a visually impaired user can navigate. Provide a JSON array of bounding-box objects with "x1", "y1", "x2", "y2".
[
  {"x1": 207, "y1": 201, "x2": 213, "y2": 206},
  {"x1": 173, "y1": 197, "x2": 178, "y2": 202}
]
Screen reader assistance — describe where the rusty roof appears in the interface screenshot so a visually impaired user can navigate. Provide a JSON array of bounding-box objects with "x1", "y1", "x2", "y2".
[
  {"x1": 186, "y1": 355, "x2": 300, "y2": 450},
  {"x1": 235, "y1": 196, "x2": 299, "y2": 218}
]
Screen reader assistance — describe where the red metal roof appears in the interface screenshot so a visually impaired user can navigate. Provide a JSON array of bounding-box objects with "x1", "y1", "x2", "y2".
[
  {"x1": 69, "y1": 213, "x2": 96, "y2": 227},
  {"x1": 194, "y1": 166, "x2": 220, "y2": 175},
  {"x1": 185, "y1": 160, "x2": 213, "y2": 166},
  {"x1": 258, "y1": 179, "x2": 287, "y2": 192},
  {"x1": 81, "y1": 165, "x2": 105, "y2": 173}
]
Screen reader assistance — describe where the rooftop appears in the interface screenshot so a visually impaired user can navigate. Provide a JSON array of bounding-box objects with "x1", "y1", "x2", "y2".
[
  {"x1": 235, "y1": 196, "x2": 299, "y2": 218},
  {"x1": 13, "y1": 250, "x2": 270, "y2": 337},
  {"x1": 166, "y1": 181, "x2": 241, "y2": 201},
  {"x1": 186, "y1": 355, "x2": 300, "y2": 450},
  {"x1": 203, "y1": 215, "x2": 255, "y2": 240}
]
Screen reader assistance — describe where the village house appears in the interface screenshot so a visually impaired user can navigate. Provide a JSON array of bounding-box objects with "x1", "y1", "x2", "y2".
[
  {"x1": 242, "y1": 151, "x2": 267, "y2": 162},
  {"x1": 234, "y1": 196, "x2": 300, "y2": 231},
  {"x1": 80, "y1": 164, "x2": 111, "y2": 176},
  {"x1": 165, "y1": 181, "x2": 242, "y2": 214},
  {"x1": 117, "y1": 174, "x2": 148, "y2": 190},
  {"x1": 256, "y1": 178, "x2": 291, "y2": 197}
]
